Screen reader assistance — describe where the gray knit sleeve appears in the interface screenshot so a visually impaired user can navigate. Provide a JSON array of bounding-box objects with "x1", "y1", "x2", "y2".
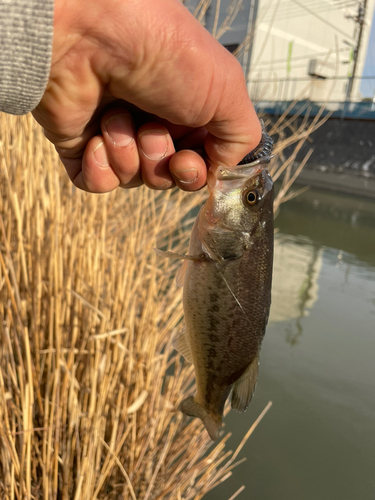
[{"x1": 0, "y1": 0, "x2": 54, "y2": 115}]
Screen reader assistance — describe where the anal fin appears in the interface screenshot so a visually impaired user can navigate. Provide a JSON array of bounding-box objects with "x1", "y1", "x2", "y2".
[
  {"x1": 173, "y1": 331, "x2": 193, "y2": 363},
  {"x1": 231, "y1": 356, "x2": 259, "y2": 413}
]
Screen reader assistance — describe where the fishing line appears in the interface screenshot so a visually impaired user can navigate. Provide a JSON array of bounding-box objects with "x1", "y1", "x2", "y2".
[{"x1": 215, "y1": 264, "x2": 253, "y2": 327}]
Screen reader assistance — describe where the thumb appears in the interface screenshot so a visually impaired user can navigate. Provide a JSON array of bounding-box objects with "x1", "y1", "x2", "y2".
[{"x1": 203, "y1": 61, "x2": 262, "y2": 168}]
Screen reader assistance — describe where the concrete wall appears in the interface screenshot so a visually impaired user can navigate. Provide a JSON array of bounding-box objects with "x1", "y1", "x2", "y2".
[{"x1": 275, "y1": 117, "x2": 375, "y2": 198}]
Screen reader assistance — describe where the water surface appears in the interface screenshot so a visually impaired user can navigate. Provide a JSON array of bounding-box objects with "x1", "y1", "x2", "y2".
[{"x1": 205, "y1": 187, "x2": 375, "y2": 500}]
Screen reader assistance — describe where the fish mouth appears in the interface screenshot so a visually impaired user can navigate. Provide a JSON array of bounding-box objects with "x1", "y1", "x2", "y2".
[
  {"x1": 206, "y1": 158, "x2": 274, "y2": 202},
  {"x1": 214, "y1": 156, "x2": 273, "y2": 181}
]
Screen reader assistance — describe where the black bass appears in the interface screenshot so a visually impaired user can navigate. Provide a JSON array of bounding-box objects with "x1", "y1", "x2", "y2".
[{"x1": 157, "y1": 123, "x2": 274, "y2": 440}]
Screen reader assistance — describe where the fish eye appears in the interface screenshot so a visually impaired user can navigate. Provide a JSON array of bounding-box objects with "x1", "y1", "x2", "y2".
[{"x1": 245, "y1": 190, "x2": 258, "y2": 206}]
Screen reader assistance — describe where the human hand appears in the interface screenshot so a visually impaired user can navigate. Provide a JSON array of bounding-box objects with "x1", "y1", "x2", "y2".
[{"x1": 32, "y1": 0, "x2": 261, "y2": 193}]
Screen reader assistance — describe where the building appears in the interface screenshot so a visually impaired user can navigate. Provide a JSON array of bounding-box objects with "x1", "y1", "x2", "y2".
[
  {"x1": 186, "y1": 0, "x2": 375, "y2": 109},
  {"x1": 248, "y1": 0, "x2": 375, "y2": 106}
]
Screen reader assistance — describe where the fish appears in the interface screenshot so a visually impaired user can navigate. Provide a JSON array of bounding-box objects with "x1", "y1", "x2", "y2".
[{"x1": 156, "y1": 121, "x2": 274, "y2": 440}]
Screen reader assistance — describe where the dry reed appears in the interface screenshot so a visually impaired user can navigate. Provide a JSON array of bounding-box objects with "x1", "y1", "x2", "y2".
[{"x1": 0, "y1": 114, "x2": 275, "y2": 499}]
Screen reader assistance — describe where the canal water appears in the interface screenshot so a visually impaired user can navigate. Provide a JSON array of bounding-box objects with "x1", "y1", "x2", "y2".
[{"x1": 205, "y1": 187, "x2": 375, "y2": 500}]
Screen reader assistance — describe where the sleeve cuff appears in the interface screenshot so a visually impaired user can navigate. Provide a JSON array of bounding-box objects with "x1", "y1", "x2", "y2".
[{"x1": 0, "y1": 0, "x2": 54, "y2": 115}]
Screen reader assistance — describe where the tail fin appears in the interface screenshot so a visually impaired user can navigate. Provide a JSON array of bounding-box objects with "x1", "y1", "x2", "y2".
[{"x1": 179, "y1": 396, "x2": 222, "y2": 441}]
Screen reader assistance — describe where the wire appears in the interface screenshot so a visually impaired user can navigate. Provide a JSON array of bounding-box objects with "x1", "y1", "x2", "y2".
[
  {"x1": 262, "y1": 0, "x2": 351, "y2": 17},
  {"x1": 265, "y1": 0, "x2": 358, "y2": 15},
  {"x1": 254, "y1": 47, "x2": 350, "y2": 66},
  {"x1": 262, "y1": 0, "x2": 358, "y2": 23},
  {"x1": 248, "y1": 75, "x2": 375, "y2": 82},
  {"x1": 287, "y1": 0, "x2": 354, "y2": 37}
]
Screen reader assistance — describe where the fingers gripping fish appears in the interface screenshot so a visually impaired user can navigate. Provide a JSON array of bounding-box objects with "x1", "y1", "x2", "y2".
[{"x1": 156, "y1": 121, "x2": 274, "y2": 440}]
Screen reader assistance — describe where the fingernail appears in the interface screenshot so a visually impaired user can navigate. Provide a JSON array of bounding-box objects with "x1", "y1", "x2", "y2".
[
  {"x1": 93, "y1": 142, "x2": 109, "y2": 168},
  {"x1": 139, "y1": 130, "x2": 168, "y2": 160},
  {"x1": 173, "y1": 168, "x2": 198, "y2": 184},
  {"x1": 105, "y1": 114, "x2": 134, "y2": 146}
]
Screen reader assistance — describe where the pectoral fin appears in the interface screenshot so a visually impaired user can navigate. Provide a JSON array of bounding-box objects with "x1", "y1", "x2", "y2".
[
  {"x1": 231, "y1": 356, "x2": 259, "y2": 413},
  {"x1": 173, "y1": 331, "x2": 193, "y2": 363},
  {"x1": 201, "y1": 228, "x2": 245, "y2": 261},
  {"x1": 176, "y1": 259, "x2": 188, "y2": 288},
  {"x1": 154, "y1": 248, "x2": 202, "y2": 261}
]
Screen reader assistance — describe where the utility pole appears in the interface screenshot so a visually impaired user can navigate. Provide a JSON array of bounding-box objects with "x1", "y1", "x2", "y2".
[{"x1": 345, "y1": 0, "x2": 367, "y2": 101}]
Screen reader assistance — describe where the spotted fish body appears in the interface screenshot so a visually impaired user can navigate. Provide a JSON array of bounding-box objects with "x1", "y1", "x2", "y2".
[{"x1": 177, "y1": 124, "x2": 274, "y2": 440}]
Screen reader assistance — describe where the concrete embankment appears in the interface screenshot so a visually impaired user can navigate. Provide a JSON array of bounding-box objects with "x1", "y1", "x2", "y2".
[{"x1": 273, "y1": 117, "x2": 375, "y2": 199}]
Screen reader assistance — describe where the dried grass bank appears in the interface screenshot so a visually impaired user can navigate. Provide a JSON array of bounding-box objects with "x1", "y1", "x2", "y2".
[
  {"x1": 0, "y1": 114, "x2": 271, "y2": 499},
  {"x1": 0, "y1": 108, "x2": 316, "y2": 499}
]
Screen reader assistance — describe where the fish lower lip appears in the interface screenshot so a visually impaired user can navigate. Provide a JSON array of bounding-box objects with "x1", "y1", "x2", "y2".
[{"x1": 217, "y1": 158, "x2": 272, "y2": 180}]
